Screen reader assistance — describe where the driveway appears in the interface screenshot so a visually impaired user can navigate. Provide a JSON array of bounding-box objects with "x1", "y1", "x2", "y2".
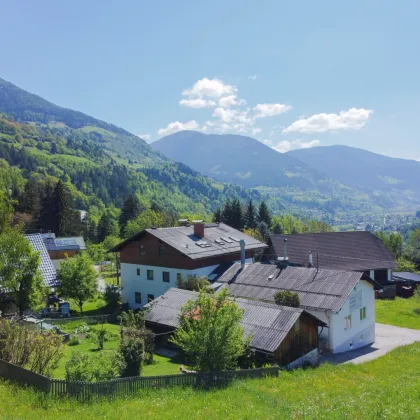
[{"x1": 321, "y1": 323, "x2": 420, "y2": 365}]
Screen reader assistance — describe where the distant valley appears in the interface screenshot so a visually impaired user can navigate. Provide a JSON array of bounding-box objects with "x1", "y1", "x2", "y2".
[{"x1": 152, "y1": 131, "x2": 420, "y2": 219}]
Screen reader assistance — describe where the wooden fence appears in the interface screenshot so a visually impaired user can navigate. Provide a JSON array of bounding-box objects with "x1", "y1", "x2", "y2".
[{"x1": 0, "y1": 359, "x2": 280, "y2": 402}]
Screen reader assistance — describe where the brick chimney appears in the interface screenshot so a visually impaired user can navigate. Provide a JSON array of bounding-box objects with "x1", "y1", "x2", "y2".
[{"x1": 193, "y1": 222, "x2": 205, "y2": 238}]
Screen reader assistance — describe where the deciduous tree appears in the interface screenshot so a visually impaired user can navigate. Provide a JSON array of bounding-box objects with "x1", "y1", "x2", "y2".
[
  {"x1": 57, "y1": 252, "x2": 98, "y2": 314},
  {"x1": 171, "y1": 289, "x2": 246, "y2": 372}
]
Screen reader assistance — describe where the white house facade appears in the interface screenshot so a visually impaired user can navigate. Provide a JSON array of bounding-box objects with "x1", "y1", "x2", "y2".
[
  {"x1": 109, "y1": 222, "x2": 267, "y2": 309},
  {"x1": 309, "y1": 279, "x2": 376, "y2": 353}
]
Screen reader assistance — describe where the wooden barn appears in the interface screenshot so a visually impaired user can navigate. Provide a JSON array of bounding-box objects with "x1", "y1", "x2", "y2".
[{"x1": 145, "y1": 288, "x2": 326, "y2": 367}]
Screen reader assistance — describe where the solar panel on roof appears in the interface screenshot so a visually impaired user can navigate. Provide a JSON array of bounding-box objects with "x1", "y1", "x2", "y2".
[
  {"x1": 215, "y1": 239, "x2": 225, "y2": 245},
  {"x1": 229, "y1": 236, "x2": 240, "y2": 242}
]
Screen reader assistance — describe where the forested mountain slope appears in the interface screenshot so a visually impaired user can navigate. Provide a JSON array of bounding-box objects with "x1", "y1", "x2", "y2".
[
  {"x1": 153, "y1": 131, "x2": 420, "y2": 218},
  {"x1": 288, "y1": 145, "x2": 420, "y2": 193},
  {"x1": 0, "y1": 78, "x2": 265, "y2": 215},
  {"x1": 152, "y1": 130, "x2": 327, "y2": 189}
]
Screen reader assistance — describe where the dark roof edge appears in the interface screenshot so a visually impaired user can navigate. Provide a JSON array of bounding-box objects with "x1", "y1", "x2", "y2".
[
  {"x1": 360, "y1": 272, "x2": 383, "y2": 290},
  {"x1": 107, "y1": 230, "x2": 148, "y2": 253}
]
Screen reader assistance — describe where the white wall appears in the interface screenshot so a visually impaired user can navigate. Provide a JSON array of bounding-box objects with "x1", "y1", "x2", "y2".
[
  {"x1": 121, "y1": 263, "x2": 218, "y2": 308},
  {"x1": 328, "y1": 280, "x2": 375, "y2": 353},
  {"x1": 308, "y1": 280, "x2": 375, "y2": 353}
]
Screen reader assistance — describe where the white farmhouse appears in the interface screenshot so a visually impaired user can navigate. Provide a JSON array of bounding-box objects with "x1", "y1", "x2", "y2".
[
  {"x1": 218, "y1": 262, "x2": 381, "y2": 354},
  {"x1": 108, "y1": 222, "x2": 267, "y2": 308}
]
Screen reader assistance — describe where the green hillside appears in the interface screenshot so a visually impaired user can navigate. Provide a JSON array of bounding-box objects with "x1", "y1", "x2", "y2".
[
  {"x1": 0, "y1": 113, "x2": 262, "y2": 214},
  {"x1": 0, "y1": 77, "x2": 269, "y2": 215}
]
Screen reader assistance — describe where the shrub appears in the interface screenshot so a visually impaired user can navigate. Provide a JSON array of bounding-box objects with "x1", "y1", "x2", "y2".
[
  {"x1": 119, "y1": 336, "x2": 144, "y2": 377},
  {"x1": 74, "y1": 323, "x2": 90, "y2": 334},
  {"x1": 0, "y1": 320, "x2": 64, "y2": 376},
  {"x1": 103, "y1": 285, "x2": 121, "y2": 312},
  {"x1": 176, "y1": 274, "x2": 213, "y2": 293},
  {"x1": 68, "y1": 335, "x2": 81, "y2": 346},
  {"x1": 274, "y1": 290, "x2": 300, "y2": 308},
  {"x1": 65, "y1": 351, "x2": 125, "y2": 382}
]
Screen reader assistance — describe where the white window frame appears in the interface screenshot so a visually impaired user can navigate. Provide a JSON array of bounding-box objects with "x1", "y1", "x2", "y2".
[{"x1": 345, "y1": 314, "x2": 352, "y2": 330}]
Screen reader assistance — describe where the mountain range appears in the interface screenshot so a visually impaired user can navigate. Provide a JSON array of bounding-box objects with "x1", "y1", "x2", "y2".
[
  {"x1": 1, "y1": 76, "x2": 419, "y2": 220},
  {"x1": 152, "y1": 131, "x2": 420, "y2": 217}
]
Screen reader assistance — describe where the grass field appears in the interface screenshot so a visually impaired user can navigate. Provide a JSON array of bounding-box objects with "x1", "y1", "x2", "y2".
[
  {"x1": 376, "y1": 297, "x2": 420, "y2": 329},
  {"x1": 1, "y1": 343, "x2": 419, "y2": 419}
]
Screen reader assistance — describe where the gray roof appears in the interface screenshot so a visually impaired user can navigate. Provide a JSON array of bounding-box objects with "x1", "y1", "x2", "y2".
[
  {"x1": 218, "y1": 263, "x2": 368, "y2": 312},
  {"x1": 109, "y1": 223, "x2": 267, "y2": 259},
  {"x1": 267, "y1": 232, "x2": 397, "y2": 271},
  {"x1": 145, "y1": 288, "x2": 325, "y2": 354},
  {"x1": 43, "y1": 236, "x2": 86, "y2": 252},
  {"x1": 393, "y1": 272, "x2": 420, "y2": 282},
  {"x1": 25, "y1": 234, "x2": 58, "y2": 288}
]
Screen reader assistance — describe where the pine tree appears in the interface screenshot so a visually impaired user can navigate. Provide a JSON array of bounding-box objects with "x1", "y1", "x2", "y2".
[
  {"x1": 53, "y1": 180, "x2": 76, "y2": 236},
  {"x1": 221, "y1": 199, "x2": 233, "y2": 227},
  {"x1": 244, "y1": 200, "x2": 257, "y2": 229},
  {"x1": 38, "y1": 180, "x2": 56, "y2": 233},
  {"x1": 213, "y1": 208, "x2": 222, "y2": 223},
  {"x1": 119, "y1": 194, "x2": 142, "y2": 236},
  {"x1": 97, "y1": 212, "x2": 114, "y2": 242},
  {"x1": 258, "y1": 201, "x2": 272, "y2": 228},
  {"x1": 231, "y1": 199, "x2": 244, "y2": 230},
  {"x1": 87, "y1": 218, "x2": 98, "y2": 243}
]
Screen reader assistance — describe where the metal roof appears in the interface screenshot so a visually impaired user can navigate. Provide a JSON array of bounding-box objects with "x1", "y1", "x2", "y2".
[
  {"x1": 145, "y1": 288, "x2": 325, "y2": 354},
  {"x1": 25, "y1": 234, "x2": 58, "y2": 287},
  {"x1": 218, "y1": 263, "x2": 366, "y2": 312},
  {"x1": 392, "y1": 272, "x2": 420, "y2": 283},
  {"x1": 43, "y1": 236, "x2": 86, "y2": 252},
  {"x1": 267, "y1": 231, "x2": 397, "y2": 271},
  {"x1": 109, "y1": 223, "x2": 267, "y2": 259}
]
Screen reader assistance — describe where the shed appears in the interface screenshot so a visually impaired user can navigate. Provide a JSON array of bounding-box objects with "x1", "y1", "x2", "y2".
[{"x1": 145, "y1": 288, "x2": 326, "y2": 366}]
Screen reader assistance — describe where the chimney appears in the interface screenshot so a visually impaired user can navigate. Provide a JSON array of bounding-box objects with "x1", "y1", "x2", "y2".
[
  {"x1": 308, "y1": 251, "x2": 313, "y2": 267},
  {"x1": 240, "y1": 239, "x2": 246, "y2": 269},
  {"x1": 193, "y1": 222, "x2": 205, "y2": 238}
]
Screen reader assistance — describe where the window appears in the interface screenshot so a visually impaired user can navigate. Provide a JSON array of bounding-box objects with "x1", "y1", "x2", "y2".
[
  {"x1": 134, "y1": 292, "x2": 142, "y2": 304},
  {"x1": 147, "y1": 294, "x2": 155, "y2": 303},
  {"x1": 136, "y1": 268, "x2": 141, "y2": 276},
  {"x1": 147, "y1": 270, "x2": 154, "y2": 280},
  {"x1": 360, "y1": 307, "x2": 367, "y2": 320},
  {"x1": 159, "y1": 246, "x2": 166, "y2": 256},
  {"x1": 162, "y1": 271, "x2": 170, "y2": 283},
  {"x1": 139, "y1": 244, "x2": 146, "y2": 256},
  {"x1": 345, "y1": 315, "x2": 352, "y2": 329}
]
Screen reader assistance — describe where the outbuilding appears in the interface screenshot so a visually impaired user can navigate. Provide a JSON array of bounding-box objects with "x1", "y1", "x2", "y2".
[{"x1": 145, "y1": 288, "x2": 326, "y2": 367}]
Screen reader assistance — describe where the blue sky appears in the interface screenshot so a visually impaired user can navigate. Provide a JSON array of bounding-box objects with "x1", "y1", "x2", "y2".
[{"x1": 1, "y1": 0, "x2": 419, "y2": 159}]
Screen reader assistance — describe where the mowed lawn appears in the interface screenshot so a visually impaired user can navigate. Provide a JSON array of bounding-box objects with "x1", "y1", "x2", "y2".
[
  {"x1": 1, "y1": 343, "x2": 420, "y2": 419},
  {"x1": 376, "y1": 297, "x2": 420, "y2": 329}
]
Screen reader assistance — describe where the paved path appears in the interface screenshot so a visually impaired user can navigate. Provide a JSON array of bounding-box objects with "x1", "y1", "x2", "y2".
[{"x1": 321, "y1": 323, "x2": 420, "y2": 365}]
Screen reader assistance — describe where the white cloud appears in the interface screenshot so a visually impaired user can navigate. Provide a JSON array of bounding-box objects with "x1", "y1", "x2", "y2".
[
  {"x1": 179, "y1": 98, "x2": 216, "y2": 108},
  {"x1": 218, "y1": 95, "x2": 246, "y2": 108},
  {"x1": 136, "y1": 133, "x2": 151, "y2": 141},
  {"x1": 251, "y1": 128, "x2": 262, "y2": 135},
  {"x1": 253, "y1": 103, "x2": 292, "y2": 118},
  {"x1": 212, "y1": 107, "x2": 253, "y2": 125},
  {"x1": 157, "y1": 120, "x2": 200, "y2": 137},
  {"x1": 263, "y1": 139, "x2": 274, "y2": 146},
  {"x1": 283, "y1": 108, "x2": 373, "y2": 134},
  {"x1": 182, "y1": 78, "x2": 237, "y2": 98},
  {"x1": 271, "y1": 139, "x2": 321, "y2": 153},
  {"x1": 248, "y1": 74, "x2": 258, "y2": 80}
]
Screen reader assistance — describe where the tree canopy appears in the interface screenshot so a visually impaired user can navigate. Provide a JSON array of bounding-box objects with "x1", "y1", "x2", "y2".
[
  {"x1": 171, "y1": 289, "x2": 247, "y2": 372},
  {"x1": 57, "y1": 252, "x2": 98, "y2": 314}
]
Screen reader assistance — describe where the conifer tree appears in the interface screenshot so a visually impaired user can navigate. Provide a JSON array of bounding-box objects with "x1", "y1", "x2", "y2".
[
  {"x1": 119, "y1": 194, "x2": 141, "y2": 236},
  {"x1": 38, "y1": 180, "x2": 56, "y2": 233},
  {"x1": 212, "y1": 208, "x2": 222, "y2": 223},
  {"x1": 53, "y1": 180, "x2": 78, "y2": 236},
  {"x1": 258, "y1": 201, "x2": 272, "y2": 228},
  {"x1": 244, "y1": 200, "x2": 257, "y2": 229},
  {"x1": 231, "y1": 199, "x2": 244, "y2": 230},
  {"x1": 97, "y1": 212, "x2": 114, "y2": 243}
]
